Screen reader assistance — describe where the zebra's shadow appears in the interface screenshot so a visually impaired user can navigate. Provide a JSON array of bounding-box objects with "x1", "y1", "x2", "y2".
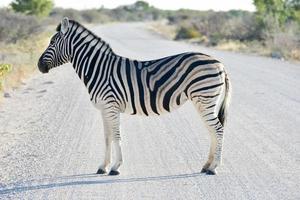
[{"x1": 0, "y1": 172, "x2": 204, "y2": 195}]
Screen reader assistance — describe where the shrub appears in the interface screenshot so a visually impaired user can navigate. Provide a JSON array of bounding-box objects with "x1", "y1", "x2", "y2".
[
  {"x1": 268, "y1": 21, "x2": 300, "y2": 59},
  {"x1": 209, "y1": 33, "x2": 223, "y2": 46},
  {"x1": 49, "y1": 8, "x2": 114, "y2": 24},
  {"x1": 222, "y1": 13, "x2": 260, "y2": 41},
  {"x1": 49, "y1": 1, "x2": 166, "y2": 24},
  {"x1": 175, "y1": 26, "x2": 201, "y2": 40},
  {"x1": 11, "y1": 0, "x2": 54, "y2": 17},
  {"x1": 107, "y1": 2, "x2": 165, "y2": 22},
  {"x1": 0, "y1": 64, "x2": 12, "y2": 78},
  {"x1": 49, "y1": 8, "x2": 84, "y2": 22},
  {"x1": 80, "y1": 9, "x2": 113, "y2": 23},
  {"x1": 0, "y1": 64, "x2": 12, "y2": 91},
  {"x1": 0, "y1": 9, "x2": 43, "y2": 43},
  {"x1": 191, "y1": 11, "x2": 229, "y2": 39}
]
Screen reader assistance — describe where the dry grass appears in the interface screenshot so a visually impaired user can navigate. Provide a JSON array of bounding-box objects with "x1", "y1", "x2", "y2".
[
  {"x1": 0, "y1": 31, "x2": 50, "y2": 99},
  {"x1": 149, "y1": 19, "x2": 300, "y2": 61},
  {"x1": 290, "y1": 49, "x2": 300, "y2": 60},
  {"x1": 216, "y1": 40, "x2": 247, "y2": 51},
  {"x1": 215, "y1": 40, "x2": 300, "y2": 61},
  {"x1": 148, "y1": 20, "x2": 177, "y2": 40}
]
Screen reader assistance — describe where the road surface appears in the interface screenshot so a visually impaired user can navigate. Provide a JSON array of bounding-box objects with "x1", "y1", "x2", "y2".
[{"x1": 0, "y1": 23, "x2": 299, "y2": 199}]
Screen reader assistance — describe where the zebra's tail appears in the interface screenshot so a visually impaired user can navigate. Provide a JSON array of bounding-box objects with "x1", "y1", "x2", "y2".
[{"x1": 218, "y1": 72, "x2": 231, "y2": 127}]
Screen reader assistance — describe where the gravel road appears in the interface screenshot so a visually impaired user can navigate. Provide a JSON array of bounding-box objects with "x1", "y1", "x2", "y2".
[{"x1": 0, "y1": 23, "x2": 299, "y2": 200}]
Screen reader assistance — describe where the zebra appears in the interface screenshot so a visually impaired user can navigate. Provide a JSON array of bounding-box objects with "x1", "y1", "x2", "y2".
[{"x1": 38, "y1": 17, "x2": 231, "y2": 176}]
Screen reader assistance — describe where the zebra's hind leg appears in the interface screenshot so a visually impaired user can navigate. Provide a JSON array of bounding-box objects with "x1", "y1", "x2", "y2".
[
  {"x1": 192, "y1": 97, "x2": 224, "y2": 175},
  {"x1": 202, "y1": 124, "x2": 224, "y2": 175}
]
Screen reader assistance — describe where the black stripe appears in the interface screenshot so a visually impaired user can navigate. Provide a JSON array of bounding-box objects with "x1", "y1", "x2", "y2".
[
  {"x1": 155, "y1": 54, "x2": 198, "y2": 89},
  {"x1": 76, "y1": 45, "x2": 89, "y2": 76},
  {"x1": 151, "y1": 53, "x2": 197, "y2": 112},
  {"x1": 110, "y1": 77, "x2": 124, "y2": 107},
  {"x1": 73, "y1": 33, "x2": 89, "y2": 50},
  {"x1": 207, "y1": 117, "x2": 218, "y2": 122},
  {"x1": 87, "y1": 47, "x2": 107, "y2": 93},
  {"x1": 110, "y1": 60, "x2": 126, "y2": 107},
  {"x1": 73, "y1": 43, "x2": 89, "y2": 71},
  {"x1": 73, "y1": 29, "x2": 86, "y2": 46},
  {"x1": 125, "y1": 59, "x2": 137, "y2": 115},
  {"x1": 94, "y1": 54, "x2": 115, "y2": 100},
  {"x1": 146, "y1": 54, "x2": 179, "y2": 88},
  {"x1": 116, "y1": 58, "x2": 128, "y2": 102},
  {"x1": 190, "y1": 82, "x2": 224, "y2": 95},
  {"x1": 194, "y1": 94, "x2": 220, "y2": 99},
  {"x1": 86, "y1": 43, "x2": 105, "y2": 89},
  {"x1": 176, "y1": 94, "x2": 181, "y2": 105},
  {"x1": 184, "y1": 71, "x2": 223, "y2": 95},
  {"x1": 206, "y1": 104, "x2": 216, "y2": 109},
  {"x1": 210, "y1": 121, "x2": 221, "y2": 127},
  {"x1": 83, "y1": 41, "x2": 100, "y2": 86},
  {"x1": 77, "y1": 47, "x2": 92, "y2": 79},
  {"x1": 163, "y1": 59, "x2": 220, "y2": 111},
  {"x1": 203, "y1": 112, "x2": 214, "y2": 117},
  {"x1": 135, "y1": 63, "x2": 148, "y2": 116},
  {"x1": 90, "y1": 49, "x2": 110, "y2": 99}
]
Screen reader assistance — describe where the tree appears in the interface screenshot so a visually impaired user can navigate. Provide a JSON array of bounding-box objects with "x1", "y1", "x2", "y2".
[
  {"x1": 254, "y1": 0, "x2": 289, "y2": 27},
  {"x1": 286, "y1": 0, "x2": 300, "y2": 9},
  {"x1": 286, "y1": 0, "x2": 300, "y2": 22},
  {"x1": 11, "y1": 0, "x2": 54, "y2": 17},
  {"x1": 134, "y1": 1, "x2": 150, "y2": 10}
]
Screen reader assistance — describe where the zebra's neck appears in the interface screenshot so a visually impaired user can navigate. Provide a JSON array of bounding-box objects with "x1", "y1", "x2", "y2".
[
  {"x1": 70, "y1": 35, "x2": 114, "y2": 76},
  {"x1": 69, "y1": 22, "x2": 114, "y2": 64},
  {"x1": 68, "y1": 22, "x2": 116, "y2": 81}
]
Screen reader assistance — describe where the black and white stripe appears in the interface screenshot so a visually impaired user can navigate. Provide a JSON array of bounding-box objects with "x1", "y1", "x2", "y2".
[{"x1": 38, "y1": 18, "x2": 231, "y2": 175}]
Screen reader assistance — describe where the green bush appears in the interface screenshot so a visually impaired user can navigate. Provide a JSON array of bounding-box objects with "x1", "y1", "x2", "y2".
[
  {"x1": 11, "y1": 0, "x2": 53, "y2": 17},
  {"x1": 0, "y1": 64, "x2": 12, "y2": 77},
  {"x1": 209, "y1": 33, "x2": 223, "y2": 46},
  {"x1": 0, "y1": 64, "x2": 12, "y2": 91},
  {"x1": 175, "y1": 26, "x2": 201, "y2": 40}
]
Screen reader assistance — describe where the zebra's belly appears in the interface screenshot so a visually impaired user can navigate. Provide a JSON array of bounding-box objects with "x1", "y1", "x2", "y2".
[{"x1": 123, "y1": 91, "x2": 188, "y2": 116}]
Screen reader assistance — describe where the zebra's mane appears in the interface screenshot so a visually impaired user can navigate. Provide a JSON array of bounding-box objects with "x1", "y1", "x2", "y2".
[{"x1": 56, "y1": 20, "x2": 114, "y2": 54}]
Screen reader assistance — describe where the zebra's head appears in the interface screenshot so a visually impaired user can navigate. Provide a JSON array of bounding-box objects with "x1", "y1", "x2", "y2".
[{"x1": 38, "y1": 17, "x2": 71, "y2": 73}]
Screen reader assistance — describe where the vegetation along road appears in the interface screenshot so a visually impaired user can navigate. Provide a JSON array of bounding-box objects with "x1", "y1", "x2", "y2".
[{"x1": 0, "y1": 23, "x2": 299, "y2": 199}]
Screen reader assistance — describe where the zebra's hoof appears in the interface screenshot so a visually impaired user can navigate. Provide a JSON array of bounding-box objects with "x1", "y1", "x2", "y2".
[
  {"x1": 206, "y1": 169, "x2": 217, "y2": 175},
  {"x1": 108, "y1": 170, "x2": 120, "y2": 176},
  {"x1": 96, "y1": 168, "x2": 106, "y2": 174},
  {"x1": 201, "y1": 168, "x2": 208, "y2": 173}
]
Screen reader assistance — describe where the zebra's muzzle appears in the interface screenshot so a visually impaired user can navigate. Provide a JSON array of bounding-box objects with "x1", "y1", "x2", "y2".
[{"x1": 38, "y1": 57, "x2": 49, "y2": 74}]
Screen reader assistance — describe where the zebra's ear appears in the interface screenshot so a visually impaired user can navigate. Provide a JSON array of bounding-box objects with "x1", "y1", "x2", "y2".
[{"x1": 60, "y1": 17, "x2": 69, "y2": 34}]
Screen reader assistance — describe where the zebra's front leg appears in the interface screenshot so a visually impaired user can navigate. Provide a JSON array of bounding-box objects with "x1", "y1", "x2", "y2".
[
  {"x1": 109, "y1": 139, "x2": 123, "y2": 175},
  {"x1": 96, "y1": 106, "x2": 122, "y2": 175},
  {"x1": 109, "y1": 113, "x2": 123, "y2": 176},
  {"x1": 97, "y1": 120, "x2": 113, "y2": 174}
]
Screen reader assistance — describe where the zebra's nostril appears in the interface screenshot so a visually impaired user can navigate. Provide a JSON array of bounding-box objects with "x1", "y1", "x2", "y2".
[{"x1": 38, "y1": 58, "x2": 49, "y2": 73}]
